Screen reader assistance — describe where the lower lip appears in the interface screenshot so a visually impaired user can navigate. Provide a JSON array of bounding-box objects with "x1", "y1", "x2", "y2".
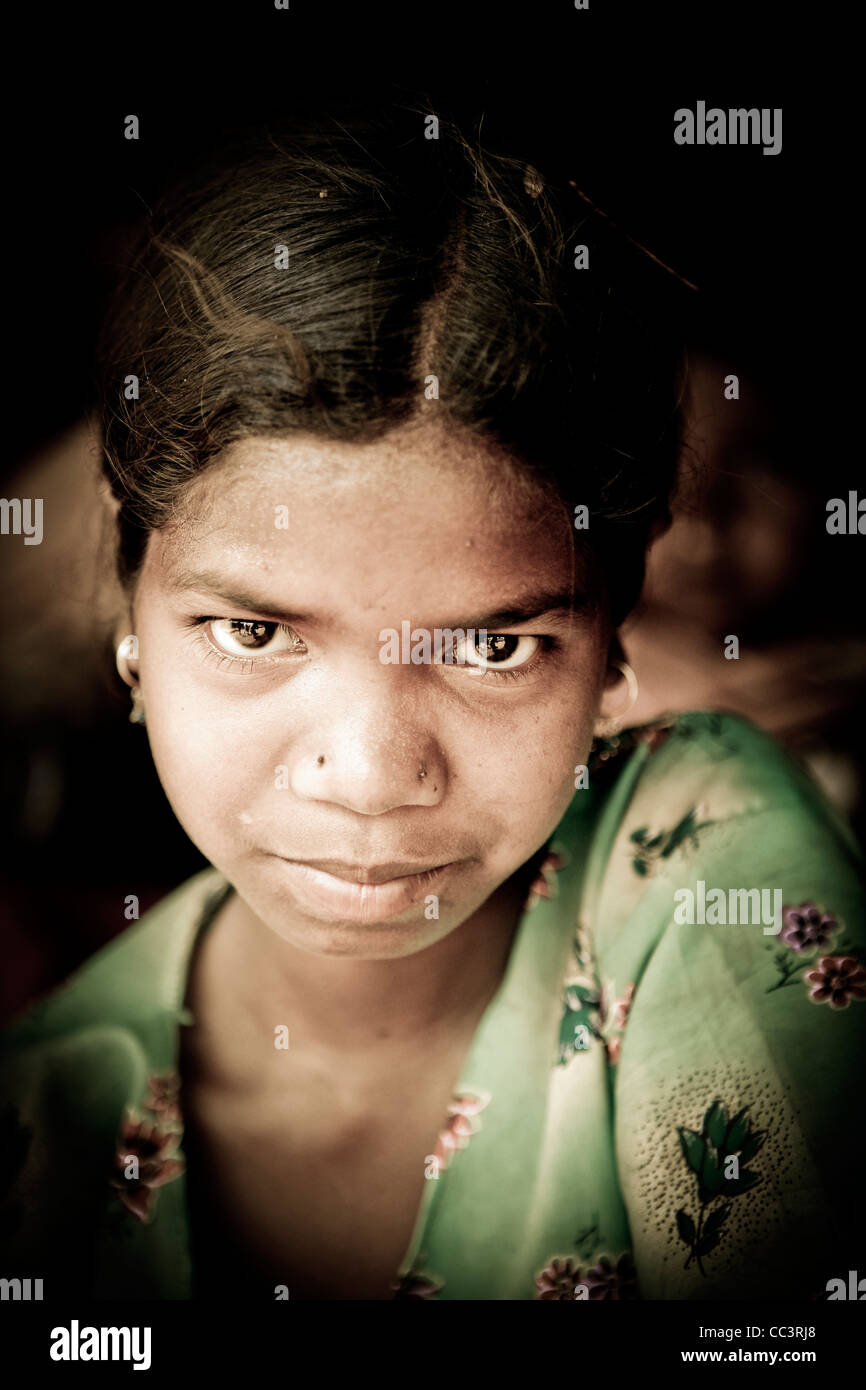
[{"x1": 277, "y1": 860, "x2": 456, "y2": 923}]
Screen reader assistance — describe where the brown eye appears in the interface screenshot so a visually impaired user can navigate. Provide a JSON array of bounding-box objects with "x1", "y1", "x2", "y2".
[
  {"x1": 449, "y1": 632, "x2": 540, "y2": 671},
  {"x1": 208, "y1": 619, "x2": 300, "y2": 657}
]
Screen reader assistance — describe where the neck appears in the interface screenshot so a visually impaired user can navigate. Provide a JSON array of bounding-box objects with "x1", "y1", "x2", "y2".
[{"x1": 186, "y1": 851, "x2": 543, "y2": 1080}]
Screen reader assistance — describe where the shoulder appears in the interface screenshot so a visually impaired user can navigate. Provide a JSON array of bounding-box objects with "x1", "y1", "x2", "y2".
[
  {"x1": 584, "y1": 713, "x2": 865, "y2": 1297},
  {"x1": 616, "y1": 709, "x2": 857, "y2": 830},
  {"x1": 0, "y1": 866, "x2": 229, "y2": 1069},
  {"x1": 0, "y1": 867, "x2": 228, "y2": 1273},
  {"x1": 588, "y1": 710, "x2": 862, "y2": 921}
]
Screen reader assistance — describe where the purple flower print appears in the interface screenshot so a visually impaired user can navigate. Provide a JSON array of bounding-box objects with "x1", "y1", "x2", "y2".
[
  {"x1": 765, "y1": 902, "x2": 852, "y2": 994},
  {"x1": 804, "y1": 955, "x2": 866, "y2": 1009},
  {"x1": 535, "y1": 1251, "x2": 637, "y2": 1300},
  {"x1": 779, "y1": 904, "x2": 838, "y2": 953},
  {"x1": 583, "y1": 1252, "x2": 638, "y2": 1300},
  {"x1": 535, "y1": 1256, "x2": 584, "y2": 1299}
]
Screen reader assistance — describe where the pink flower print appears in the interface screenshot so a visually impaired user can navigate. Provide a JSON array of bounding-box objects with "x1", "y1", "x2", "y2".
[
  {"x1": 144, "y1": 1071, "x2": 183, "y2": 1127},
  {"x1": 600, "y1": 980, "x2": 635, "y2": 1029},
  {"x1": 804, "y1": 955, "x2": 866, "y2": 1009},
  {"x1": 535, "y1": 1256, "x2": 586, "y2": 1299},
  {"x1": 110, "y1": 1113, "x2": 186, "y2": 1224},
  {"x1": 611, "y1": 983, "x2": 635, "y2": 1029},
  {"x1": 523, "y1": 845, "x2": 570, "y2": 912},
  {"x1": 430, "y1": 1092, "x2": 490, "y2": 1176},
  {"x1": 600, "y1": 981, "x2": 636, "y2": 1064},
  {"x1": 535, "y1": 1251, "x2": 637, "y2": 1299}
]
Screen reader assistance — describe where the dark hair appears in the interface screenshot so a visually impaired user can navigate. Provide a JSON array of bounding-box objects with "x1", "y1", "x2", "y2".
[{"x1": 97, "y1": 102, "x2": 687, "y2": 624}]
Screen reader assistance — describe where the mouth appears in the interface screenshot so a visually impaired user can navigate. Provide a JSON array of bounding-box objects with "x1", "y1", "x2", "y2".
[
  {"x1": 275, "y1": 858, "x2": 459, "y2": 923},
  {"x1": 288, "y1": 858, "x2": 452, "y2": 885}
]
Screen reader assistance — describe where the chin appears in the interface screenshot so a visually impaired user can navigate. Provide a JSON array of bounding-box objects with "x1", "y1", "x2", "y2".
[{"x1": 258, "y1": 901, "x2": 458, "y2": 960}]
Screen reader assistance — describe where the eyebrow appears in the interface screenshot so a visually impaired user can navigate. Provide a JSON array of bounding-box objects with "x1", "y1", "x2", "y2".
[
  {"x1": 446, "y1": 590, "x2": 592, "y2": 630},
  {"x1": 166, "y1": 568, "x2": 591, "y2": 630}
]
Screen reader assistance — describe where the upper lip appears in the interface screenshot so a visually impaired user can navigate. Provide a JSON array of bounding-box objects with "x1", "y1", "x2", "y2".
[{"x1": 285, "y1": 858, "x2": 451, "y2": 884}]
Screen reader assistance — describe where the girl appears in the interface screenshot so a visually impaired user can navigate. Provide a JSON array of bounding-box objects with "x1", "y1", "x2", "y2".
[{"x1": 1, "y1": 105, "x2": 863, "y2": 1302}]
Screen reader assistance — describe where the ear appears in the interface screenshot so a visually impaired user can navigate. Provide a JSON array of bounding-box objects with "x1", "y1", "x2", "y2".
[
  {"x1": 594, "y1": 634, "x2": 639, "y2": 737},
  {"x1": 601, "y1": 632, "x2": 628, "y2": 692}
]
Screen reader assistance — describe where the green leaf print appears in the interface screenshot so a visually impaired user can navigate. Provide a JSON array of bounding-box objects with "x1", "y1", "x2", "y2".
[
  {"x1": 557, "y1": 982, "x2": 602, "y2": 1065},
  {"x1": 704, "y1": 1100, "x2": 727, "y2": 1149},
  {"x1": 676, "y1": 1209, "x2": 696, "y2": 1245},
  {"x1": 629, "y1": 808, "x2": 714, "y2": 878},
  {"x1": 677, "y1": 1127, "x2": 705, "y2": 1174},
  {"x1": 675, "y1": 1099, "x2": 766, "y2": 1276}
]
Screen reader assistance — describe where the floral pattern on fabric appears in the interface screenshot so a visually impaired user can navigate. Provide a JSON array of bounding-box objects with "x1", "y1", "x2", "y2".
[
  {"x1": 779, "y1": 903, "x2": 838, "y2": 953},
  {"x1": 523, "y1": 843, "x2": 571, "y2": 912},
  {"x1": 556, "y1": 980, "x2": 602, "y2": 1065},
  {"x1": 674, "y1": 1099, "x2": 767, "y2": 1276},
  {"x1": 109, "y1": 1070, "x2": 185, "y2": 1225},
  {"x1": 765, "y1": 903, "x2": 866, "y2": 1007},
  {"x1": 670, "y1": 712, "x2": 746, "y2": 760},
  {"x1": 598, "y1": 981, "x2": 636, "y2": 1065},
  {"x1": 629, "y1": 808, "x2": 715, "y2": 878},
  {"x1": 429, "y1": 1090, "x2": 491, "y2": 1177},
  {"x1": 555, "y1": 914, "x2": 613, "y2": 1066},
  {"x1": 534, "y1": 1250, "x2": 637, "y2": 1300},
  {"x1": 144, "y1": 1072, "x2": 183, "y2": 1124},
  {"x1": 804, "y1": 955, "x2": 866, "y2": 1009}
]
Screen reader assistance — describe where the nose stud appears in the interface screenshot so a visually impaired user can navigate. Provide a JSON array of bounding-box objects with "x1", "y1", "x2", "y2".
[{"x1": 315, "y1": 755, "x2": 428, "y2": 781}]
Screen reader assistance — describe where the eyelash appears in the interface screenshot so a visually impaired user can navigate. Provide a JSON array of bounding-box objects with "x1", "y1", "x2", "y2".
[{"x1": 187, "y1": 617, "x2": 562, "y2": 684}]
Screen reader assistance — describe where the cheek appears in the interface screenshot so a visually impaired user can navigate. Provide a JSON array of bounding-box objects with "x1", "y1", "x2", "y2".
[
  {"x1": 146, "y1": 706, "x2": 254, "y2": 852},
  {"x1": 137, "y1": 648, "x2": 270, "y2": 852},
  {"x1": 470, "y1": 667, "x2": 600, "y2": 834}
]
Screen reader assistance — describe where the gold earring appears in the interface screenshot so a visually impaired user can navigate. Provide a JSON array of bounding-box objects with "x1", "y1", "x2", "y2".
[
  {"x1": 595, "y1": 660, "x2": 639, "y2": 738},
  {"x1": 129, "y1": 687, "x2": 146, "y2": 725},
  {"x1": 116, "y1": 635, "x2": 144, "y2": 725}
]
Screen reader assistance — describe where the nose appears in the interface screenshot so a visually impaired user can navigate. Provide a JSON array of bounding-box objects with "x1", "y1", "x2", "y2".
[{"x1": 288, "y1": 680, "x2": 446, "y2": 814}]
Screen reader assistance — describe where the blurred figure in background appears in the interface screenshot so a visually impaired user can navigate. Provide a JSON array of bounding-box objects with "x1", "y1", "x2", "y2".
[
  {"x1": 0, "y1": 418, "x2": 206, "y2": 1021},
  {"x1": 625, "y1": 352, "x2": 866, "y2": 832}
]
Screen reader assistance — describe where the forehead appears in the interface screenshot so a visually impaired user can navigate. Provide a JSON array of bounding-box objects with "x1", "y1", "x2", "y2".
[{"x1": 144, "y1": 420, "x2": 580, "y2": 608}]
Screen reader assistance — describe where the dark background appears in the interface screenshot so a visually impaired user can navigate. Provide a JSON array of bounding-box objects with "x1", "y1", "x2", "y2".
[
  {"x1": 8, "y1": 3, "x2": 799, "y2": 465},
  {"x1": 1, "y1": 3, "x2": 858, "y2": 1021}
]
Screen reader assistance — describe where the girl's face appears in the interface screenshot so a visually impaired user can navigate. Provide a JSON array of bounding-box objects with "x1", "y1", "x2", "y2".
[{"x1": 129, "y1": 420, "x2": 613, "y2": 959}]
